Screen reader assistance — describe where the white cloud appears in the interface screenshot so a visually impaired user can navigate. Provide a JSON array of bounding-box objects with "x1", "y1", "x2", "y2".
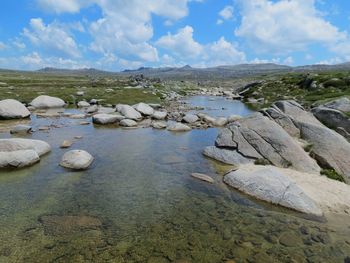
[
  {"x1": 36, "y1": 0, "x2": 195, "y2": 63},
  {"x1": 36, "y1": 0, "x2": 91, "y2": 14},
  {"x1": 156, "y1": 26, "x2": 203, "y2": 58},
  {"x1": 219, "y1": 5, "x2": 234, "y2": 20},
  {"x1": 13, "y1": 39, "x2": 26, "y2": 49},
  {"x1": 235, "y1": 0, "x2": 346, "y2": 54},
  {"x1": 0, "y1": 42, "x2": 6, "y2": 50},
  {"x1": 283, "y1": 56, "x2": 294, "y2": 65},
  {"x1": 204, "y1": 37, "x2": 246, "y2": 66},
  {"x1": 23, "y1": 18, "x2": 80, "y2": 58},
  {"x1": 157, "y1": 26, "x2": 246, "y2": 67}
]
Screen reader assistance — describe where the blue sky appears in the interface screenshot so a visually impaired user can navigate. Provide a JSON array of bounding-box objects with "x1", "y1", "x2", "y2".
[{"x1": 0, "y1": 0, "x2": 350, "y2": 71}]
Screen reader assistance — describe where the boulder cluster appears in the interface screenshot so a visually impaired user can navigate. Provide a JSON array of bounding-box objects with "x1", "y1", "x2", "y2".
[{"x1": 205, "y1": 99, "x2": 350, "y2": 215}]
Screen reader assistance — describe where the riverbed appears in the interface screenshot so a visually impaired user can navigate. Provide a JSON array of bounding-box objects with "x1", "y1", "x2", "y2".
[{"x1": 0, "y1": 96, "x2": 349, "y2": 262}]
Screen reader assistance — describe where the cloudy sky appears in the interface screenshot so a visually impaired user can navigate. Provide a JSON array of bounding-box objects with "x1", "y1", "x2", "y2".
[{"x1": 0, "y1": 0, "x2": 350, "y2": 71}]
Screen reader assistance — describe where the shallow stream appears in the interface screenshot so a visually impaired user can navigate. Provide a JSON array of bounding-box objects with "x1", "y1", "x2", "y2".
[{"x1": 0, "y1": 96, "x2": 349, "y2": 262}]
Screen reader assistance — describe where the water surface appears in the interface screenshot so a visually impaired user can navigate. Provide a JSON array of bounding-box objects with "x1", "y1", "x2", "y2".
[{"x1": 0, "y1": 97, "x2": 349, "y2": 263}]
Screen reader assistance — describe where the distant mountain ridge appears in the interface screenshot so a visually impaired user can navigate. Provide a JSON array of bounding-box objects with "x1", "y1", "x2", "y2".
[{"x1": 18, "y1": 62, "x2": 350, "y2": 80}]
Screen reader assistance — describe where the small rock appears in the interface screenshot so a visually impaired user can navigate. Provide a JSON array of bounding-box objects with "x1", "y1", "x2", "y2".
[
  {"x1": 60, "y1": 150, "x2": 94, "y2": 170},
  {"x1": 167, "y1": 123, "x2": 192, "y2": 132},
  {"x1": 183, "y1": 114, "x2": 199, "y2": 124},
  {"x1": 152, "y1": 111, "x2": 167, "y2": 120},
  {"x1": 120, "y1": 119, "x2": 138, "y2": 127},
  {"x1": 191, "y1": 173, "x2": 214, "y2": 183},
  {"x1": 77, "y1": 101, "x2": 90, "y2": 108},
  {"x1": 10, "y1": 125, "x2": 32, "y2": 134},
  {"x1": 152, "y1": 121, "x2": 167, "y2": 129},
  {"x1": 92, "y1": 114, "x2": 119, "y2": 124},
  {"x1": 60, "y1": 140, "x2": 73, "y2": 149}
]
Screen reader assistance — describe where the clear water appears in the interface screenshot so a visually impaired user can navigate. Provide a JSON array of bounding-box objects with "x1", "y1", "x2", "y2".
[
  {"x1": 184, "y1": 96, "x2": 254, "y2": 117},
  {"x1": 0, "y1": 97, "x2": 349, "y2": 263}
]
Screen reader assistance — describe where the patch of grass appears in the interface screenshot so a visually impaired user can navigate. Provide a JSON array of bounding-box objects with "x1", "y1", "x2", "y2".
[
  {"x1": 0, "y1": 72, "x2": 162, "y2": 106},
  {"x1": 321, "y1": 169, "x2": 345, "y2": 182},
  {"x1": 303, "y1": 143, "x2": 313, "y2": 153},
  {"x1": 254, "y1": 159, "x2": 270, "y2": 166}
]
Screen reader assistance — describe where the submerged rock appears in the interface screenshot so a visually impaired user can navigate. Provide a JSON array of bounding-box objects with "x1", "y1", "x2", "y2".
[
  {"x1": 60, "y1": 150, "x2": 94, "y2": 170},
  {"x1": 30, "y1": 95, "x2": 65, "y2": 109},
  {"x1": 224, "y1": 165, "x2": 322, "y2": 216},
  {"x1": 0, "y1": 99, "x2": 30, "y2": 119},
  {"x1": 191, "y1": 173, "x2": 214, "y2": 183}
]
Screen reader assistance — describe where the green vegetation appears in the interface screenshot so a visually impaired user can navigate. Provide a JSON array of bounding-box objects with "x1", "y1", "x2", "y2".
[
  {"x1": 254, "y1": 158, "x2": 271, "y2": 166},
  {"x1": 303, "y1": 143, "x2": 313, "y2": 153},
  {"x1": 243, "y1": 71, "x2": 350, "y2": 110},
  {"x1": 321, "y1": 169, "x2": 345, "y2": 182}
]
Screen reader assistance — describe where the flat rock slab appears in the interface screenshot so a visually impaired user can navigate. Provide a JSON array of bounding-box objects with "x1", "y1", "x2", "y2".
[
  {"x1": 191, "y1": 173, "x2": 214, "y2": 183},
  {"x1": 203, "y1": 146, "x2": 254, "y2": 166},
  {"x1": 60, "y1": 150, "x2": 94, "y2": 170},
  {"x1": 224, "y1": 165, "x2": 322, "y2": 216}
]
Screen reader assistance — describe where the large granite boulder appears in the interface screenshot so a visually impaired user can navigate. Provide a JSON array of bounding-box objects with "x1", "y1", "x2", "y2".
[
  {"x1": 299, "y1": 122, "x2": 350, "y2": 183},
  {"x1": 268, "y1": 100, "x2": 350, "y2": 182},
  {"x1": 0, "y1": 138, "x2": 51, "y2": 168},
  {"x1": 116, "y1": 104, "x2": 142, "y2": 120},
  {"x1": 323, "y1": 97, "x2": 350, "y2": 113},
  {"x1": 224, "y1": 165, "x2": 322, "y2": 216},
  {"x1": 30, "y1": 95, "x2": 65, "y2": 108},
  {"x1": 133, "y1": 103, "x2": 154, "y2": 116},
  {"x1": 312, "y1": 106, "x2": 350, "y2": 133},
  {"x1": 211, "y1": 114, "x2": 320, "y2": 174},
  {"x1": 0, "y1": 99, "x2": 30, "y2": 119},
  {"x1": 60, "y1": 150, "x2": 94, "y2": 170}
]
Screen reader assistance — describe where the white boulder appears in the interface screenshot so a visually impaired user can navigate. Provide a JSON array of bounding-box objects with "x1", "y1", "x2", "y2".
[
  {"x1": 0, "y1": 99, "x2": 30, "y2": 119},
  {"x1": 30, "y1": 95, "x2": 65, "y2": 108}
]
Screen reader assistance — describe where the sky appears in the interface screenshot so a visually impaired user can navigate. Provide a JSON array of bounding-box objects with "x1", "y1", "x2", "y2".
[{"x1": 0, "y1": 0, "x2": 350, "y2": 71}]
